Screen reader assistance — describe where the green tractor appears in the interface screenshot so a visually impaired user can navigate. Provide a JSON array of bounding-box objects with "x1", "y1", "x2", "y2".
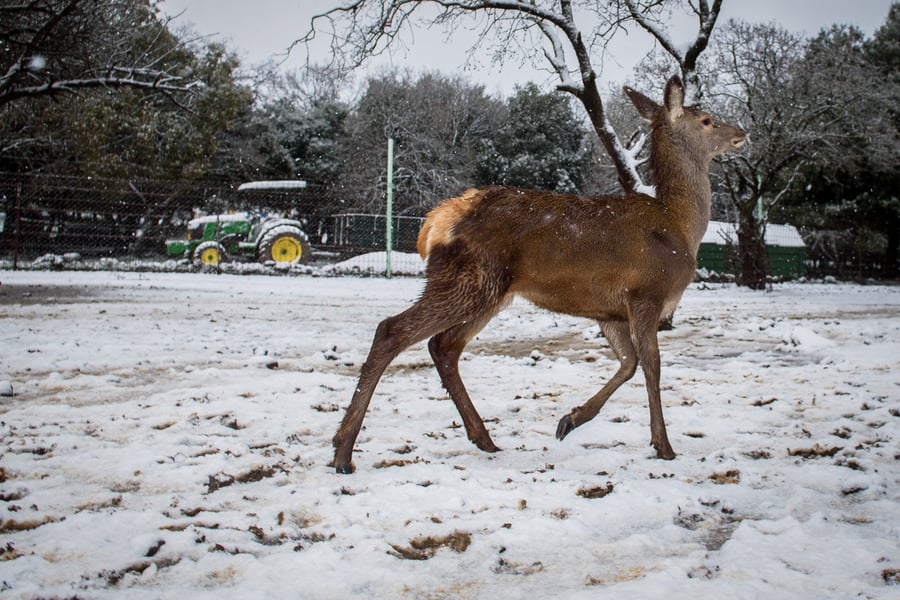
[
  {"x1": 166, "y1": 212, "x2": 311, "y2": 267},
  {"x1": 166, "y1": 181, "x2": 312, "y2": 267}
]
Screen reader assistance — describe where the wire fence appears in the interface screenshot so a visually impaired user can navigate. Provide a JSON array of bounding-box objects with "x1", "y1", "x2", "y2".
[
  {"x1": 0, "y1": 171, "x2": 891, "y2": 280},
  {"x1": 0, "y1": 172, "x2": 426, "y2": 276}
]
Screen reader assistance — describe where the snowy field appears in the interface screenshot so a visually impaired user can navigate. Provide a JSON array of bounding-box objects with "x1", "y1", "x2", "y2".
[{"x1": 1, "y1": 270, "x2": 898, "y2": 599}]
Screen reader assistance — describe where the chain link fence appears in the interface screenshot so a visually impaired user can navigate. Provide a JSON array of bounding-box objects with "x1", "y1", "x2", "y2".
[
  {"x1": 0, "y1": 172, "x2": 426, "y2": 276},
  {"x1": 1, "y1": 171, "x2": 892, "y2": 280}
]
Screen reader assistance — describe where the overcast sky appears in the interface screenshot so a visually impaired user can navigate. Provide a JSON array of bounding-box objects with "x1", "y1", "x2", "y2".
[{"x1": 158, "y1": 0, "x2": 895, "y2": 96}]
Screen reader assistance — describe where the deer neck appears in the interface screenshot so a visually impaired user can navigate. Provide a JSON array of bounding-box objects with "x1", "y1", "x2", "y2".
[{"x1": 650, "y1": 130, "x2": 712, "y2": 253}]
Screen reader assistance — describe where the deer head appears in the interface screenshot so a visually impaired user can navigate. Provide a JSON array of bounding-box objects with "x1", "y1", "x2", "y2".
[{"x1": 625, "y1": 75, "x2": 746, "y2": 160}]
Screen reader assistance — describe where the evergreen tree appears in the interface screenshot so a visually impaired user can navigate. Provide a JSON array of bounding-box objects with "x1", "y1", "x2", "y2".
[
  {"x1": 0, "y1": 1, "x2": 251, "y2": 179},
  {"x1": 476, "y1": 84, "x2": 588, "y2": 193}
]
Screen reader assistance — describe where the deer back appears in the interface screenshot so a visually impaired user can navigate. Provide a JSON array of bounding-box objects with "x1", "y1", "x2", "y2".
[{"x1": 419, "y1": 76, "x2": 746, "y2": 319}]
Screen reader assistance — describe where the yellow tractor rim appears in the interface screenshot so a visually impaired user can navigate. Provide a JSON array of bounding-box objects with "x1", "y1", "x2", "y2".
[
  {"x1": 199, "y1": 246, "x2": 221, "y2": 265},
  {"x1": 271, "y1": 237, "x2": 302, "y2": 263}
]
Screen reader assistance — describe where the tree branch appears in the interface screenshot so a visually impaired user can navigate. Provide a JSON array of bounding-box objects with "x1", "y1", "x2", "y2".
[
  {"x1": 0, "y1": 0, "x2": 85, "y2": 97},
  {"x1": 623, "y1": 0, "x2": 722, "y2": 102},
  {"x1": 297, "y1": 0, "x2": 707, "y2": 194},
  {"x1": 1, "y1": 0, "x2": 201, "y2": 109},
  {"x1": 2, "y1": 72, "x2": 197, "y2": 106}
]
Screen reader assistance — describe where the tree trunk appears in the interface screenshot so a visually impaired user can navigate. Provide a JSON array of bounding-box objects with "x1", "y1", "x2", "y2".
[
  {"x1": 575, "y1": 76, "x2": 641, "y2": 194},
  {"x1": 736, "y1": 205, "x2": 769, "y2": 290}
]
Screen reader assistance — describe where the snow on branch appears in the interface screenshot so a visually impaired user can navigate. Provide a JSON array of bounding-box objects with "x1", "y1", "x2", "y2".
[
  {"x1": 536, "y1": 20, "x2": 582, "y2": 95},
  {"x1": 2, "y1": 71, "x2": 198, "y2": 106},
  {"x1": 0, "y1": 0, "x2": 201, "y2": 108},
  {"x1": 622, "y1": 0, "x2": 723, "y2": 103},
  {"x1": 623, "y1": 0, "x2": 681, "y2": 61},
  {"x1": 297, "y1": 0, "x2": 677, "y2": 194}
]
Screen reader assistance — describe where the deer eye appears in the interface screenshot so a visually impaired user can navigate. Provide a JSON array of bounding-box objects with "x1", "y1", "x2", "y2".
[{"x1": 701, "y1": 117, "x2": 713, "y2": 126}]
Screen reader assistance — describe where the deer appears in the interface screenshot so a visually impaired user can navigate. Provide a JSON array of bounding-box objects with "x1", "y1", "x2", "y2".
[{"x1": 332, "y1": 75, "x2": 746, "y2": 474}]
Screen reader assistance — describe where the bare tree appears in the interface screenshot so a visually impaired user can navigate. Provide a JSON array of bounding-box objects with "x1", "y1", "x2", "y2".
[
  {"x1": 708, "y1": 20, "x2": 891, "y2": 288},
  {"x1": 0, "y1": 0, "x2": 198, "y2": 108},
  {"x1": 622, "y1": 0, "x2": 723, "y2": 102},
  {"x1": 338, "y1": 70, "x2": 504, "y2": 214},
  {"x1": 707, "y1": 22, "x2": 805, "y2": 288},
  {"x1": 297, "y1": 0, "x2": 724, "y2": 195}
]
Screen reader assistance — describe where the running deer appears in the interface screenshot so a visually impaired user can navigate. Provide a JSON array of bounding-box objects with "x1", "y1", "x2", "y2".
[{"x1": 332, "y1": 75, "x2": 746, "y2": 473}]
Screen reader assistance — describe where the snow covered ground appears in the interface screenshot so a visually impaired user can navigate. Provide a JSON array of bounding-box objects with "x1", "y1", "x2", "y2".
[{"x1": 0, "y1": 270, "x2": 898, "y2": 599}]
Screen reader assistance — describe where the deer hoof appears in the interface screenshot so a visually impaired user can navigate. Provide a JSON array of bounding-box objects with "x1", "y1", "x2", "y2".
[
  {"x1": 334, "y1": 462, "x2": 354, "y2": 474},
  {"x1": 653, "y1": 443, "x2": 676, "y2": 461},
  {"x1": 475, "y1": 438, "x2": 501, "y2": 453},
  {"x1": 556, "y1": 415, "x2": 575, "y2": 441}
]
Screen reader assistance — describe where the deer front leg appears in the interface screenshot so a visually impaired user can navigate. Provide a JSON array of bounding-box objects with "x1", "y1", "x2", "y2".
[
  {"x1": 629, "y1": 303, "x2": 675, "y2": 460},
  {"x1": 641, "y1": 342, "x2": 675, "y2": 460},
  {"x1": 556, "y1": 320, "x2": 637, "y2": 440}
]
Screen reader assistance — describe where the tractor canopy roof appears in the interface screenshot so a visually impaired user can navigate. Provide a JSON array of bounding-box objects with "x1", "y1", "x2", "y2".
[
  {"x1": 187, "y1": 212, "x2": 251, "y2": 229},
  {"x1": 237, "y1": 180, "x2": 307, "y2": 191}
]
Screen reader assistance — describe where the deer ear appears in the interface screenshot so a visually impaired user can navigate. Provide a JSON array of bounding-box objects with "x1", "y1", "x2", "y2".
[
  {"x1": 664, "y1": 75, "x2": 685, "y2": 122},
  {"x1": 624, "y1": 86, "x2": 659, "y2": 122}
]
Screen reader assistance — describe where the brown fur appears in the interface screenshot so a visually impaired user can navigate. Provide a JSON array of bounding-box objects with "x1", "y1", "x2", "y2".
[
  {"x1": 417, "y1": 188, "x2": 484, "y2": 258},
  {"x1": 332, "y1": 76, "x2": 746, "y2": 473}
]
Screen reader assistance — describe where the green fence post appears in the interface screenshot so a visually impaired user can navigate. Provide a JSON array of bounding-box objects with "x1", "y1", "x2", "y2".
[
  {"x1": 386, "y1": 138, "x2": 394, "y2": 278},
  {"x1": 13, "y1": 181, "x2": 21, "y2": 270}
]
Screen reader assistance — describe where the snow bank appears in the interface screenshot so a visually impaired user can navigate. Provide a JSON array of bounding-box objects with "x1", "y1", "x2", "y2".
[
  {"x1": 321, "y1": 251, "x2": 426, "y2": 276},
  {"x1": 0, "y1": 251, "x2": 426, "y2": 278}
]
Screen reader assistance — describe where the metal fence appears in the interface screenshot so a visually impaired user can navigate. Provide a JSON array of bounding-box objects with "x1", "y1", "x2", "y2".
[
  {"x1": 1, "y1": 172, "x2": 892, "y2": 280},
  {"x1": 0, "y1": 172, "x2": 426, "y2": 275}
]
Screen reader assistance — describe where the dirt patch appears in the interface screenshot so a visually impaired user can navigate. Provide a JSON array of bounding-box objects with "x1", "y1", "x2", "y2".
[
  {"x1": 468, "y1": 329, "x2": 612, "y2": 361},
  {"x1": 492, "y1": 557, "x2": 544, "y2": 575},
  {"x1": 0, "y1": 516, "x2": 57, "y2": 533},
  {"x1": 883, "y1": 568, "x2": 900, "y2": 585},
  {"x1": 787, "y1": 444, "x2": 843, "y2": 459},
  {"x1": 674, "y1": 509, "x2": 743, "y2": 551},
  {"x1": 577, "y1": 482, "x2": 615, "y2": 499},
  {"x1": 388, "y1": 531, "x2": 471, "y2": 560},
  {"x1": 708, "y1": 469, "x2": 741, "y2": 485},
  {"x1": 0, "y1": 284, "x2": 104, "y2": 306},
  {"x1": 205, "y1": 463, "x2": 288, "y2": 494},
  {"x1": 373, "y1": 457, "x2": 429, "y2": 469},
  {"x1": 91, "y1": 557, "x2": 181, "y2": 586}
]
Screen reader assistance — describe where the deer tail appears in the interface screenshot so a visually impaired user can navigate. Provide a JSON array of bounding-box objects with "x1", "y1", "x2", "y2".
[{"x1": 417, "y1": 188, "x2": 483, "y2": 259}]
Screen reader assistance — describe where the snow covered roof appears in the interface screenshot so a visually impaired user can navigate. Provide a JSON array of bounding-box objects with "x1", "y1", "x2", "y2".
[
  {"x1": 237, "y1": 180, "x2": 307, "y2": 191},
  {"x1": 702, "y1": 221, "x2": 806, "y2": 247}
]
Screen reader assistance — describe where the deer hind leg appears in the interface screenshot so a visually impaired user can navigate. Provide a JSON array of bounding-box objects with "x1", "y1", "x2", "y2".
[
  {"x1": 428, "y1": 302, "x2": 507, "y2": 453},
  {"x1": 332, "y1": 301, "x2": 460, "y2": 474},
  {"x1": 628, "y1": 301, "x2": 675, "y2": 460},
  {"x1": 332, "y1": 253, "x2": 511, "y2": 474},
  {"x1": 556, "y1": 320, "x2": 638, "y2": 441}
]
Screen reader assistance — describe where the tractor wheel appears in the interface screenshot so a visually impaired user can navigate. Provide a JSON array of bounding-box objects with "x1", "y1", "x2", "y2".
[
  {"x1": 194, "y1": 241, "x2": 227, "y2": 267},
  {"x1": 259, "y1": 226, "x2": 310, "y2": 265}
]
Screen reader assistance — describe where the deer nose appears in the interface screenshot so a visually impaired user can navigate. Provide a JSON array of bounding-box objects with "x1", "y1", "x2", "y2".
[{"x1": 732, "y1": 131, "x2": 747, "y2": 148}]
